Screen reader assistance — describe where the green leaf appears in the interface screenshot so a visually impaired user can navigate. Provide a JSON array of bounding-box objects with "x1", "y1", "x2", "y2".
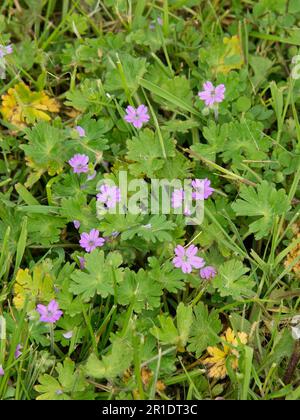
[
  {"x1": 21, "y1": 122, "x2": 67, "y2": 185},
  {"x1": 85, "y1": 337, "x2": 133, "y2": 380},
  {"x1": 105, "y1": 53, "x2": 147, "y2": 95},
  {"x1": 236, "y1": 96, "x2": 251, "y2": 113},
  {"x1": 70, "y1": 250, "x2": 123, "y2": 301},
  {"x1": 156, "y1": 151, "x2": 194, "y2": 180},
  {"x1": 150, "y1": 303, "x2": 193, "y2": 351},
  {"x1": 148, "y1": 257, "x2": 185, "y2": 293},
  {"x1": 191, "y1": 120, "x2": 226, "y2": 162},
  {"x1": 60, "y1": 194, "x2": 97, "y2": 231},
  {"x1": 213, "y1": 259, "x2": 255, "y2": 300},
  {"x1": 121, "y1": 215, "x2": 175, "y2": 243},
  {"x1": 221, "y1": 119, "x2": 270, "y2": 167},
  {"x1": 150, "y1": 315, "x2": 178, "y2": 345},
  {"x1": 27, "y1": 213, "x2": 66, "y2": 245},
  {"x1": 162, "y1": 118, "x2": 200, "y2": 134},
  {"x1": 126, "y1": 129, "x2": 176, "y2": 177},
  {"x1": 176, "y1": 303, "x2": 193, "y2": 350},
  {"x1": 117, "y1": 268, "x2": 162, "y2": 313},
  {"x1": 140, "y1": 78, "x2": 202, "y2": 117},
  {"x1": 35, "y1": 358, "x2": 88, "y2": 400},
  {"x1": 232, "y1": 181, "x2": 290, "y2": 239},
  {"x1": 99, "y1": 213, "x2": 143, "y2": 236},
  {"x1": 64, "y1": 79, "x2": 104, "y2": 114},
  {"x1": 151, "y1": 76, "x2": 194, "y2": 112},
  {"x1": 188, "y1": 302, "x2": 222, "y2": 358},
  {"x1": 249, "y1": 55, "x2": 273, "y2": 88}
]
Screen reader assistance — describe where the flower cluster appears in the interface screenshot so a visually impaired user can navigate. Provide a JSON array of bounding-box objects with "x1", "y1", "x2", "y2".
[
  {"x1": 173, "y1": 245, "x2": 205, "y2": 274},
  {"x1": 173, "y1": 245, "x2": 217, "y2": 280},
  {"x1": 172, "y1": 244, "x2": 217, "y2": 279},
  {"x1": 171, "y1": 178, "x2": 214, "y2": 215}
]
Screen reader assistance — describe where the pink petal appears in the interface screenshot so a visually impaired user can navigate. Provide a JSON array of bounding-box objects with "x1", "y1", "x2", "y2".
[
  {"x1": 48, "y1": 300, "x2": 58, "y2": 312},
  {"x1": 203, "y1": 81, "x2": 214, "y2": 91},
  {"x1": 182, "y1": 262, "x2": 192, "y2": 273},
  {"x1": 137, "y1": 104, "x2": 148, "y2": 114},
  {"x1": 133, "y1": 120, "x2": 143, "y2": 129},
  {"x1": 174, "y1": 245, "x2": 185, "y2": 257},
  {"x1": 215, "y1": 84, "x2": 225, "y2": 95},
  {"x1": 186, "y1": 245, "x2": 198, "y2": 257},
  {"x1": 190, "y1": 256, "x2": 205, "y2": 269},
  {"x1": 173, "y1": 256, "x2": 183, "y2": 268},
  {"x1": 126, "y1": 106, "x2": 136, "y2": 115}
]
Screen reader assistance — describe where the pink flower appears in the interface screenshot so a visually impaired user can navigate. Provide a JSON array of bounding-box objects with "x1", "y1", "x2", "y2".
[
  {"x1": 79, "y1": 229, "x2": 105, "y2": 252},
  {"x1": 14, "y1": 344, "x2": 22, "y2": 359},
  {"x1": 172, "y1": 245, "x2": 205, "y2": 274},
  {"x1": 0, "y1": 44, "x2": 12, "y2": 58},
  {"x1": 198, "y1": 82, "x2": 225, "y2": 107},
  {"x1": 36, "y1": 300, "x2": 63, "y2": 324},
  {"x1": 184, "y1": 206, "x2": 192, "y2": 216},
  {"x1": 172, "y1": 189, "x2": 185, "y2": 209},
  {"x1": 0, "y1": 365, "x2": 4, "y2": 376},
  {"x1": 6, "y1": 45, "x2": 13, "y2": 54},
  {"x1": 124, "y1": 105, "x2": 150, "y2": 129},
  {"x1": 78, "y1": 256, "x2": 86, "y2": 270},
  {"x1": 192, "y1": 178, "x2": 214, "y2": 200},
  {"x1": 200, "y1": 266, "x2": 217, "y2": 280},
  {"x1": 75, "y1": 126, "x2": 85, "y2": 137},
  {"x1": 68, "y1": 154, "x2": 89, "y2": 174},
  {"x1": 73, "y1": 220, "x2": 80, "y2": 229},
  {"x1": 63, "y1": 331, "x2": 73, "y2": 339},
  {"x1": 150, "y1": 17, "x2": 163, "y2": 29},
  {"x1": 97, "y1": 184, "x2": 121, "y2": 208}
]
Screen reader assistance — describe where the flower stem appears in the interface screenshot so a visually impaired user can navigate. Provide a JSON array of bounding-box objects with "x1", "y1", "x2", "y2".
[
  {"x1": 283, "y1": 341, "x2": 300, "y2": 384},
  {"x1": 50, "y1": 323, "x2": 54, "y2": 355}
]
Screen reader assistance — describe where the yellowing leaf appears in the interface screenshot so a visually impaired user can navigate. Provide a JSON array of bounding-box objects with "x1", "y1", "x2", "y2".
[
  {"x1": 1, "y1": 83, "x2": 59, "y2": 128},
  {"x1": 14, "y1": 260, "x2": 55, "y2": 311},
  {"x1": 285, "y1": 232, "x2": 300, "y2": 278},
  {"x1": 202, "y1": 328, "x2": 248, "y2": 380},
  {"x1": 215, "y1": 36, "x2": 244, "y2": 74}
]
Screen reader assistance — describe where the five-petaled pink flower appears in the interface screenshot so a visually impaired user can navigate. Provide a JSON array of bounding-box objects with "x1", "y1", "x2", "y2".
[
  {"x1": 36, "y1": 300, "x2": 63, "y2": 324},
  {"x1": 192, "y1": 178, "x2": 214, "y2": 200},
  {"x1": 173, "y1": 245, "x2": 205, "y2": 274},
  {"x1": 75, "y1": 126, "x2": 86, "y2": 137},
  {"x1": 198, "y1": 82, "x2": 225, "y2": 107},
  {"x1": 97, "y1": 184, "x2": 121, "y2": 208},
  {"x1": 200, "y1": 266, "x2": 217, "y2": 280},
  {"x1": 124, "y1": 105, "x2": 150, "y2": 129},
  {"x1": 79, "y1": 229, "x2": 105, "y2": 252},
  {"x1": 68, "y1": 154, "x2": 89, "y2": 174}
]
